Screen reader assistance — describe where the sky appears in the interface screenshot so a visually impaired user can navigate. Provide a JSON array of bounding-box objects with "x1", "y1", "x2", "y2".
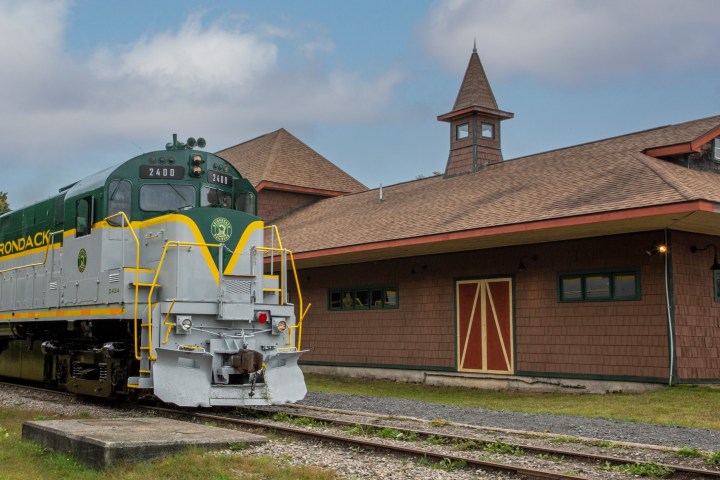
[{"x1": 1, "y1": 0, "x2": 720, "y2": 209}]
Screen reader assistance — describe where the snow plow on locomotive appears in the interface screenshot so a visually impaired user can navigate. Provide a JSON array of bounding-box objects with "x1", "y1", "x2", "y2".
[{"x1": 0, "y1": 135, "x2": 308, "y2": 407}]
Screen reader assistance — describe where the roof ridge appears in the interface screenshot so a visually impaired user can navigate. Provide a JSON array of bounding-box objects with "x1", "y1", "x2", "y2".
[
  {"x1": 632, "y1": 153, "x2": 695, "y2": 200},
  {"x1": 264, "y1": 129, "x2": 285, "y2": 180}
]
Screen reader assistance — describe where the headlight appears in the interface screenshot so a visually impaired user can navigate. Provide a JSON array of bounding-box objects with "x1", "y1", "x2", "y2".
[
  {"x1": 176, "y1": 315, "x2": 192, "y2": 334},
  {"x1": 272, "y1": 318, "x2": 288, "y2": 334}
]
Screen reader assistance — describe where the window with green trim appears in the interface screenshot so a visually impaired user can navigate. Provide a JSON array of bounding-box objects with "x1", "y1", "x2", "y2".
[
  {"x1": 558, "y1": 269, "x2": 639, "y2": 302},
  {"x1": 328, "y1": 286, "x2": 399, "y2": 310},
  {"x1": 713, "y1": 270, "x2": 720, "y2": 302}
]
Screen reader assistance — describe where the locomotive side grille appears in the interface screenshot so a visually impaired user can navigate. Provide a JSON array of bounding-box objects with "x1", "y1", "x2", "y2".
[
  {"x1": 108, "y1": 273, "x2": 120, "y2": 283},
  {"x1": 49, "y1": 282, "x2": 58, "y2": 290},
  {"x1": 226, "y1": 279, "x2": 252, "y2": 295}
]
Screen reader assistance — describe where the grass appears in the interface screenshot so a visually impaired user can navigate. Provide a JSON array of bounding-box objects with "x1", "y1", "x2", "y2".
[
  {"x1": 0, "y1": 408, "x2": 337, "y2": 480},
  {"x1": 417, "y1": 455, "x2": 466, "y2": 472},
  {"x1": 341, "y1": 423, "x2": 419, "y2": 441},
  {"x1": 306, "y1": 374, "x2": 720, "y2": 430},
  {"x1": 596, "y1": 461, "x2": 673, "y2": 477},
  {"x1": 550, "y1": 435, "x2": 623, "y2": 449}
]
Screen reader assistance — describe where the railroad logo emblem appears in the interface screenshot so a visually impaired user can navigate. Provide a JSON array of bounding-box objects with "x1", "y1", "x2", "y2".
[
  {"x1": 77, "y1": 248, "x2": 87, "y2": 272},
  {"x1": 210, "y1": 217, "x2": 232, "y2": 243}
]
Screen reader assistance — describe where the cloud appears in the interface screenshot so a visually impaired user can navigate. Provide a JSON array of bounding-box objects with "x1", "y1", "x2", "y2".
[
  {"x1": 421, "y1": 0, "x2": 720, "y2": 83},
  {"x1": 0, "y1": 1, "x2": 404, "y2": 206},
  {"x1": 90, "y1": 17, "x2": 279, "y2": 93},
  {"x1": 0, "y1": 0, "x2": 405, "y2": 208}
]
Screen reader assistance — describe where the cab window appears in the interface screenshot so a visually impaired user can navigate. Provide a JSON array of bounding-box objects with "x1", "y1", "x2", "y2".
[
  {"x1": 75, "y1": 196, "x2": 94, "y2": 237},
  {"x1": 235, "y1": 191, "x2": 256, "y2": 214},
  {"x1": 139, "y1": 184, "x2": 195, "y2": 212},
  {"x1": 108, "y1": 180, "x2": 132, "y2": 225},
  {"x1": 201, "y1": 186, "x2": 232, "y2": 208}
]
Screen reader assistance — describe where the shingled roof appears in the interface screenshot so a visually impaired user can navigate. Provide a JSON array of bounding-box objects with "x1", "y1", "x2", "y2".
[
  {"x1": 217, "y1": 128, "x2": 366, "y2": 195},
  {"x1": 274, "y1": 115, "x2": 720, "y2": 267},
  {"x1": 453, "y1": 45, "x2": 498, "y2": 111}
]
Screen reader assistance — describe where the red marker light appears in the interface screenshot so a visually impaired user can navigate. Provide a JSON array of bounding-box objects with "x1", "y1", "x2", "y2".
[{"x1": 257, "y1": 312, "x2": 268, "y2": 323}]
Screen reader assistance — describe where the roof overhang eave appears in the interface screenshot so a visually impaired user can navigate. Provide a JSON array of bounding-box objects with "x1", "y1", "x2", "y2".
[
  {"x1": 285, "y1": 200, "x2": 720, "y2": 268},
  {"x1": 644, "y1": 124, "x2": 720, "y2": 158},
  {"x1": 256, "y1": 180, "x2": 350, "y2": 197},
  {"x1": 437, "y1": 105, "x2": 514, "y2": 122}
]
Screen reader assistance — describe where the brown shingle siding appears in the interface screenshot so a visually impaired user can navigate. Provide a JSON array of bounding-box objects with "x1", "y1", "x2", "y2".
[{"x1": 296, "y1": 232, "x2": 673, "y2": 379}]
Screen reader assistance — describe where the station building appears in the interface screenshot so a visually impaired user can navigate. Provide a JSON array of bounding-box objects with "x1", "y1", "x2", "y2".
[{"x1": 218, "y1": 48, "x2": 720, "y2": 392}]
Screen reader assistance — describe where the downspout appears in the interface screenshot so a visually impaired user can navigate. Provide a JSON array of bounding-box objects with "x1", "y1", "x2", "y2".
[
  {"x1": 663, "y1": 228, "x2": 675, "y2": 385},
  {"x1": 472, "y1": 113, "x2": 478, "y2": 172}
]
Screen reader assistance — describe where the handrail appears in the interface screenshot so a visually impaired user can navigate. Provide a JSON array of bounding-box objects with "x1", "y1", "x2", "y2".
[
  {"x1": 261, "y1": 225, "x2": 309, "y2": 351},
  {"x1": 161, "y1": 298, "x2": 178, "y2": 345},
  {"x1": 103, "y1": 212, "x2": 142, "y2": 360},
  {"x1": 0, "y1": 230, "x2": 63, "y2": 274}
]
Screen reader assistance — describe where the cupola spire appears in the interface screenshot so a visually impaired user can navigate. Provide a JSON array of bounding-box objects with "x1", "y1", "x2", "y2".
[{"x1": 438, "y1": 44, "x2": 513, "y2": 177}]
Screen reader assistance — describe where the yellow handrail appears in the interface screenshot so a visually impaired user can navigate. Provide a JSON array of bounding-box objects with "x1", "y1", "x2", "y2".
[
  {"x1": 103, "y1": 212, "x2": 142, "y2": 360},
  {"x1": 162, "y1": 298, "x2": 178, "y2": 345},
  {"x1": 146, "y1": 240, "x2": 221, "y2": 360},
  {"x1": 0, "y1": 230, "x2": 63, "y2": 274},
  {"x1": 262, "y1": 225, "x2": 309, "y2": 351}
]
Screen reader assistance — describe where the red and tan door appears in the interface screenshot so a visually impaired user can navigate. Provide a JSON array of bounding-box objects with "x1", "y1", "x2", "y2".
[{"x1": 456, "y1": 278, "x2": 514, "y2": 374}]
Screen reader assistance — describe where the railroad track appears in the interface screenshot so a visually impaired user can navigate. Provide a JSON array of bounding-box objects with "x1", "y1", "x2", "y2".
[
  {"x1": 149, "y1": 403, "x2": 720, "y2": 480},
  {"x1": 3, "y1": 380, "x2": 720, "y2": 479},
  {"x1": 251, "y1": 403, "x2": 720, "y2": 479}
]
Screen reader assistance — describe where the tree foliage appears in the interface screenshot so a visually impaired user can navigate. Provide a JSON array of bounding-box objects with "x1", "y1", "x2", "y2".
[{"x1": 0, "y1": 191, "x2": 8, "y2": 213}]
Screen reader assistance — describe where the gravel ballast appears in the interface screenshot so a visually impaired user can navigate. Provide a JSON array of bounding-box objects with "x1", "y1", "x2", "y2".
[
  {"x1": 300, "y1": 391, "x2": 720, "y2": 452},
  {"x1": 2, "y1": 383, "x2": 719, "y2": 479}
]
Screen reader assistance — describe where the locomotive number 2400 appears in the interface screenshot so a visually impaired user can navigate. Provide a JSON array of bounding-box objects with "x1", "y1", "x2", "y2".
[
  {"x1": 208, "y1": 171, "x2": 233, "y2": 187},
  {"x1": 139, "y1": 165, "x2": 185, "y2": 179}
]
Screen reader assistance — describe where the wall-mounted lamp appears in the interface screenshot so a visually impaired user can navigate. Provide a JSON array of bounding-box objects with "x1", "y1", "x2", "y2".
[
  {"x1": 410, "y1": 265, "x2": 427, "y2": 275},
  {"x1": 690, "y1": 244, "x2": 720, "y2": 270},
  {"x1": 646, "y1": 241, "x2": 669, "y2": 256},
  {"x1": 518, "y1": 255, "x2": 539, "y2": 270}
]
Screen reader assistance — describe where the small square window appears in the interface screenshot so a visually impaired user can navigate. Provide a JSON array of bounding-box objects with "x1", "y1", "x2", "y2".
[
  {"x1": 384, "y1": 289, "x2": 398, "y2": 307},
  {"x1": 341, "y1": 291, "x2": 355, "y2": 309},
  {"x1": 329, "y1": 291, "x2": 342, "y2": 310},
  {"x1": 585, "y1": 275, "x2": 610, "y2": 299},
  {"x1": 370, "y1": 289, "x2": 383, "y2": 308},
  {"x1": 613, "y1": 273, "x2": 637, "y2": 299},
  {"x1": 714, "y1": 138, "x2": 720, "y2": 161},
  {"x1": 714, "y1": 271, "x2": 720, "y2": 302},
  {"x1": 481, "y1": 123, "x2": 494, "y2": 139},
  {"x1": 560, "y1": 276, "x2": 582, "y2": 301},
  {"x1": 456, "y1": 123, "x2": 469, "y2": 140},
  {"x1": 355, "y1": 290, "x2": 369, "y2": 308}
]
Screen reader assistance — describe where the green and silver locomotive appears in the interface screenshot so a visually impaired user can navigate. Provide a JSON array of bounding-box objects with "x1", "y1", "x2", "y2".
[{"x1": 0, "y1": 135, "x2": 308, "y2": 406}]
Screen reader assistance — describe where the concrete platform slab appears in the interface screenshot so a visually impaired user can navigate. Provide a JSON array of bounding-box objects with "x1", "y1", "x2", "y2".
[{"x1": 22, "y1": 417, "x2": 267, "y2": 470}]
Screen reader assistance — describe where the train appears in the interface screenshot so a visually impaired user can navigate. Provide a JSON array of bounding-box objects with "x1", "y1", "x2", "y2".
[{"x1": 0, "y1": 135, "x2": 308, "y2": 407}]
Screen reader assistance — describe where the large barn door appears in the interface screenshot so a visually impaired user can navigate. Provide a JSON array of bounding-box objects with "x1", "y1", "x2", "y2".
[{"x1": 456, "y1": 278, "x2": 514, "y2": 374}]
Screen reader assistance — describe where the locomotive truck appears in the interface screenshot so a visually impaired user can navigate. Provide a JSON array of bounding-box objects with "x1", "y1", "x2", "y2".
[{"x1": 0, "y1": 135, "x2": 308, "y2": 407}]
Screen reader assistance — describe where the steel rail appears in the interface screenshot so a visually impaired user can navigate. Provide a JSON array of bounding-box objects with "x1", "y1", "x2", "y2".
[
  {"x1": 151, "y1": 407, "x2": 586, "y2": 480},
  {"x1": 254, "y1": 405, "x2": 720, "y2": 480}
]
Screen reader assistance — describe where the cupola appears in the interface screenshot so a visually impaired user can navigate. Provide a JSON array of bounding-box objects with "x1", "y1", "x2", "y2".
[{"x1": 438, "y1": 43, "x2": 513, "y2": 177}]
